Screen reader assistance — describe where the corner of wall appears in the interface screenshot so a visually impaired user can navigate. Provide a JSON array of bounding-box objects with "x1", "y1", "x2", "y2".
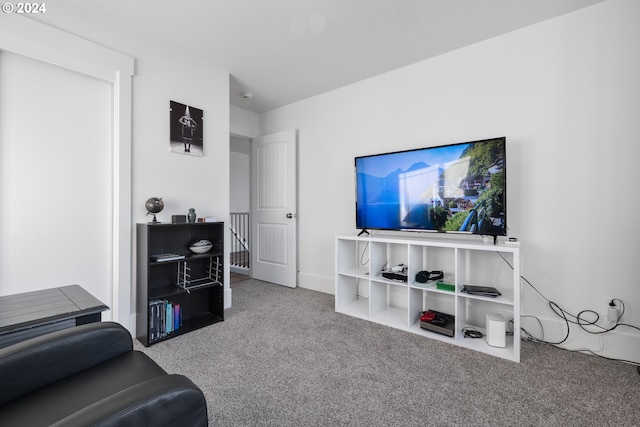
[
  {"x1": 298, "y1": 272, "x2": 334, "y2": 295},
  {"x1": 230, "y1": 105, "x2": 261, "y2": 139}
]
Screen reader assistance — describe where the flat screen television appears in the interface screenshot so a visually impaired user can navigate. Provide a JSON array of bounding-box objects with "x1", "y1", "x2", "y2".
[{"x1": 355, "y1": 137, "x2": 506, "y2": 237}]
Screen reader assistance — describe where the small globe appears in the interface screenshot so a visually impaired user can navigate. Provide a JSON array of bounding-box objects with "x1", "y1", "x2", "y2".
[
  {"x1": 145, "y1": 197, "x2": 164, "y2": 214},
  {"x1": 145, "y1": 197, "x2": 164, "y2": 223}
]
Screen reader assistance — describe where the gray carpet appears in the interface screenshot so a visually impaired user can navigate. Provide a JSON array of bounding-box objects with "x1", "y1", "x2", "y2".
[{"x1": 137, "y1": 279, "x2": 640, "y2": 426}]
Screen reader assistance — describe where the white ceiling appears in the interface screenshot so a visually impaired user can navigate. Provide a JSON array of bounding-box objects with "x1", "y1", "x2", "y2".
[{"x1": 65, "y1": 0, "x2": 603, "y2": 113}]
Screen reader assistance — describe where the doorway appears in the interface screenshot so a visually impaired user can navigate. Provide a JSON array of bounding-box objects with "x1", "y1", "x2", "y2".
[
  {"x1": 228, "y1": 130, "x2": 298, "y2": 287},
  {"x1": 229, "y1": 135, "x2": 252, "y2": 283}
]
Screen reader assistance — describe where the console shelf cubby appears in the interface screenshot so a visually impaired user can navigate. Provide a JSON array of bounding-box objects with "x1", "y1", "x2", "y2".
[{"x1": 335, "y1": 234, "x2": 521, "y2": 362}]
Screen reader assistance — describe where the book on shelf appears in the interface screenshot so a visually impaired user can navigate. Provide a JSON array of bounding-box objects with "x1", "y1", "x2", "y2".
[
  {"x1": 150, "y1": 253, "x2": 185, "y2": 262},
  {"x1": 165, "y1": 302, "x2": 173, "y2": 335},
  {"x1": 148, "y1": 299, "x2": 182, "y2": 341},
  {"x1": 173, "y1": 304, "x2": 181, "y2": 330}
]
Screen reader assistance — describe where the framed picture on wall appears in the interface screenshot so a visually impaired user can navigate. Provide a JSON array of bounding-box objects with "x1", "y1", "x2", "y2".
[{"x1": 169, "y1": 100, "x2": 204, "y2": 156}]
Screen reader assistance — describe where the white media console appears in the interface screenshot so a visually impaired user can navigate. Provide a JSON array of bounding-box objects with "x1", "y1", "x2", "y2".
[{"x1": 335, "y1": 234, "x2": 521, "y2": 362}]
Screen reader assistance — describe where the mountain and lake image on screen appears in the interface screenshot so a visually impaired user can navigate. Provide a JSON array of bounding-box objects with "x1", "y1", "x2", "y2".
[{"x1": 355, "y1": 137, "x2": 506, "y2": 236}]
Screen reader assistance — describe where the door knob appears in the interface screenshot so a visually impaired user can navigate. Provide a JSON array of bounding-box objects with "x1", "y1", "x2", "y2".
[{"x1": 286, "y1": 213, "x2": 296, "y2": 219}]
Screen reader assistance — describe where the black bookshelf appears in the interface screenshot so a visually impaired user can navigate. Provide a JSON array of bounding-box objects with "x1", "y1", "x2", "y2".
[{"x1": 136, "y1": 222, "x2": 224, "y2": 346}]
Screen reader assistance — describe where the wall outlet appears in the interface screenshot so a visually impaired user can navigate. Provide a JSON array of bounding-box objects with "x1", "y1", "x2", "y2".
[{"x1": 602, "y1": 298, "x2": 618, "y2": 323}]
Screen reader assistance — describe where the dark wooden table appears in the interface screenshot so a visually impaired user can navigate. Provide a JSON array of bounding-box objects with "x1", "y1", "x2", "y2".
[{"x1": 0, "y1": 284, "x2": 109, "y2": 348}]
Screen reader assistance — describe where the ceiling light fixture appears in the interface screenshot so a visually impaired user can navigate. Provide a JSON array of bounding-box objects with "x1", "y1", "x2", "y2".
[{"x1": 241, "y1": 92, "x2": 254, "y2": 100}]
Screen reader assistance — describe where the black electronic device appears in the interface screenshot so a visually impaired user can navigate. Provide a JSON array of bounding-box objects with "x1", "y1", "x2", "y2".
[
  {"x1": 382, "y1": 264, "x2": 408, "y2": 282},
  {"x1": 382, "y1": 271, "x2": 408, "y2": 282},
  {"x1": 431, "y1": 313, "x2": 447, "y2": 327},
  {"x1": 355, "y1": 137, "x2": 506, "y2": 237},
  {"x1": 461, "y1": 285, "x2": 501, "y2": 297},
  {"x1": 419, "y1": 309, "x2": 455, "y2": 337},
  {"x1": 415, "y1": 270, "x2": 444, "y2": 283}
]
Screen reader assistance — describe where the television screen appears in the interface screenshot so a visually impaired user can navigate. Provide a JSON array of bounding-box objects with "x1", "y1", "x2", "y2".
[{"x1": 355, "y1": 137, "x2": 506, "y2": 236}]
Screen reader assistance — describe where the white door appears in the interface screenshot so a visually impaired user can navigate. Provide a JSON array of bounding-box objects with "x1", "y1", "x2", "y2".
[{"x1": 251, "y1": 130, "x2": 297, "y2": 287}]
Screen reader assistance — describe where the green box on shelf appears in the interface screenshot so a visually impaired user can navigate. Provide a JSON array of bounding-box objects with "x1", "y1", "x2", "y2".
[{"x1": 436, "y1": 282, "x2": 455, "y2": 292}]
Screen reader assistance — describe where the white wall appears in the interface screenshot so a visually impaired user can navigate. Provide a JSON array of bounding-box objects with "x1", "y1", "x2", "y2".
[
  {"x1": 231, "y1": 105, "x2": 261, "y2": 139},
  {"x1": 230, "y1": 136, "x2": 251, "y2": 212},
  {"x1": 30, "y1": 0, "x2": 229, "y2": 219},
  {"x1": 4, "y1": 2, "x2": 232, "y2": 325},
  {"x1": 0, "y1": 50, "x2": 112, "y2": 308},
  {"x1": 261, "y1": 0, "x2": 640, "y2": 361},
  {"x1": 230, "y1": 106, "x2": 257, "y2": 215}
]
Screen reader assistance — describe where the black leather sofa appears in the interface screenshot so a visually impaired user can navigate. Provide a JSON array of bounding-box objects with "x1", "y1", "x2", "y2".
[{"x1": 0, "y1": 321, "x2": 208, "y2": 426}]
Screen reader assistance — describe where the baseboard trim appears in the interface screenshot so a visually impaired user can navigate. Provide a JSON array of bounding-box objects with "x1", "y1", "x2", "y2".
[
  {"x1": 298, "y1": 272, "x2": 333, "y2": 295},
  {"x1": 521, "y1": 313, "x2": 640, "y2": 364},
  {"x1": 224, "y1": 287, "x2": 232, "y2": 309},
  {"x1": 230, "y1": 265, "x2": 249, "y2": 274}
]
